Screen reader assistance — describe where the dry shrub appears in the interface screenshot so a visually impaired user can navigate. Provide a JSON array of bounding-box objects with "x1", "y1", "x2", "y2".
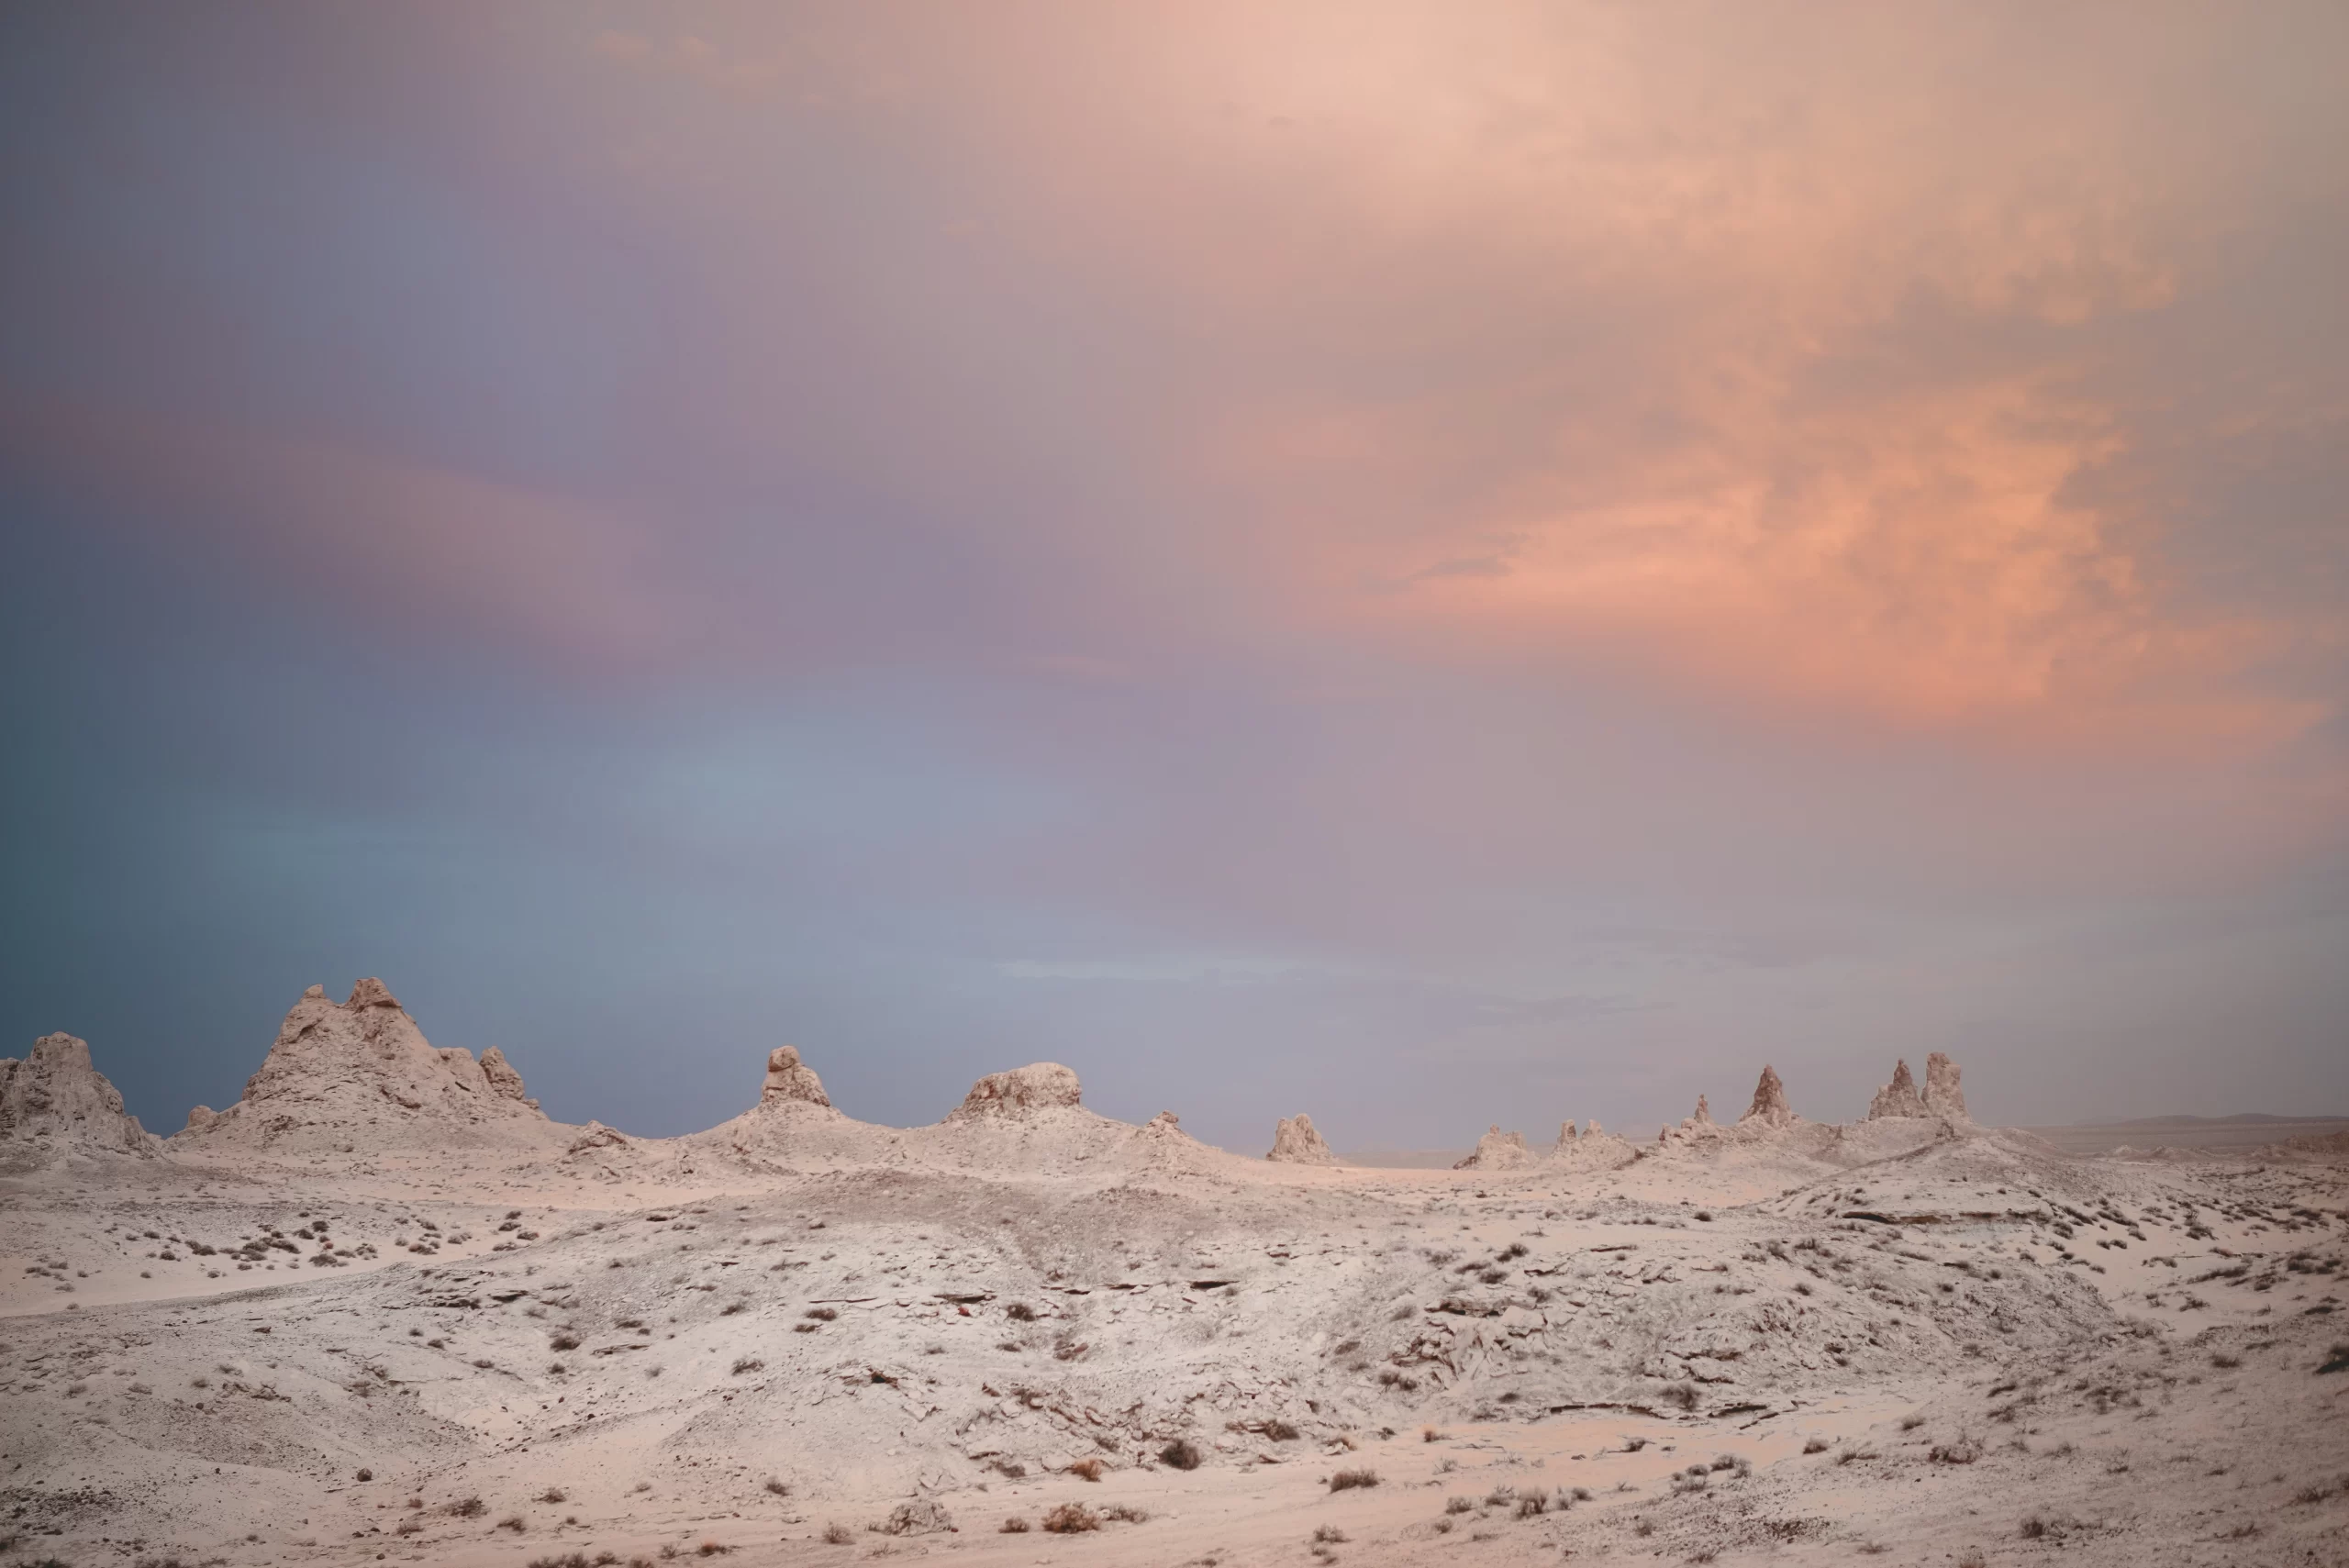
[
  {"x1": 1006, "y1": 1302, "x2": 1038, "y2": 1322},
  {"x1": 998, "y1": 1518, "x2": 1030, "y2": 1533},
  {"x1": 1041, "y1": 1503, "x2": 1100, "y2": 1534},
  {"x1": 536, "y1": 1488, "x2": 567, "y2": 1504},
  {"x1": 1066, "y1": 1456, "x2": 1103, "y2": 1482},
  {"x1": 729, "y1": 1357, "x2": 763, "y2": 1375},
  {"x1": 696, "y1": 1541, "x2": 732, "y2": 1556},
  {"x1": 449, "y1": 1496, "x2": 486, "y2": 1518},
  {"x1": 763, "y1": 1477, "x2": 788, "y2": 1496},
  {"x1": 496, "y1": 1514, "x2": 527, "y2": 1531},
  {"x1": 1159, "y1": 1438, "x2": 1203, "y2": 1470},
  {"x1": 1313, "y1": 1525, "x2": 1350, "y2": 1543},
  {"x1": 1329, "y1": 1468, "x2": 1379, "y2": 1492},
  {"x1": 1265, "y1": 1418, "x2": 1301, "y2": 1441},
  {"x1": 1103, "y1": 1504, "x2": 1149, "y2": 1523},
  {"x1": 1803, "y1": 1437, "x2": 1829, "y2": 1454},
  {"x1": 820, "y1": 1522, "x2": 853, "y2": 1545},
  {"x1": 1444, "y1": 1496, "x2": 1474, "y2": 1515},
  {"x1": 1660, "y1": 1382, "x2": 1698, "y2": 1411}
]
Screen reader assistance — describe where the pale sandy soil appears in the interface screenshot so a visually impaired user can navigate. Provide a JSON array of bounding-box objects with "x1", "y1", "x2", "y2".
[{"x1": 4, "y1": 1106, "x2": 2346, "y2": 1568}]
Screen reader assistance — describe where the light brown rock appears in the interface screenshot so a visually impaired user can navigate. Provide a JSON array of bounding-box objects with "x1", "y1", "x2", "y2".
[
  {"x1": 0, "y1": 1033, "x2": 158, "y2": 1156},
  {"x1": 1454, "y1": 1125, "x2": 1533, "y2": 1169},
  {"x1": 1265, "y1": 1112, "x2": 1338, "y2": 1164},
  {"x1": 949, "y1": 1062, "x2": 1082, "y2": 1118},
  {"x1": 174, "y1": 977, "x2": 554, "y2": 1152},
  {"x1": 1923, "y1": 1051, "x2": 1969, "y2": 1121},
  {"x1": 1867, "y1": 1058, "x2": 1928, "y2": 1119},
  {"x1": 1741, "y1": 1063, "x2": 1795, "y2": 1127},
  {"x1": 760, "y1": 1046, "x2": 832, "y2": 1108}
]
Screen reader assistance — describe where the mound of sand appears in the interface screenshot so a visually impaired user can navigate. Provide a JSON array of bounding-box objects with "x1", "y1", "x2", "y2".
[
  {"x1": 1265, "y1": 1112, "x2": 1338, "y2": 1164},
  {"x1": 0, "y1": 1032, "x2": 159, "y2": 1158},
  {"x1": 171, "y1": 979, "x2": 561, "y2": 1155}
]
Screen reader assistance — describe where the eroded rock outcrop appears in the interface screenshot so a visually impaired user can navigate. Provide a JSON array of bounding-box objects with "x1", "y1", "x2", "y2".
[
  {"x1": 1922, "y1": 1051, "x2": 1969, "y2": 1121},
  {"x1": 0, "y1": 1033, "x2": 159, "y2": 1156},
  {"x1": 1741, "y1": 1063, "x2": 1795, "y2": 1128},
  {"x1": 760, "y1": 1046, "x2": 832, "y2": 1108},
  {"x1": 1265, "y1": 1112, "x2": 1338, "y2": 1165},
  {"x1": 1454, "y1": 1125, "x2": 1533, "y2": 1170},
  {"x1": 1867, "y1": 1058, "x2": 1928, "y2": 1119},
  {"x1": 949, "y1": 1062, "x2": 1083, "y2": 1118},
  {"x1": 173, "y1": 979, "x2": 556, "y2": 1152}
]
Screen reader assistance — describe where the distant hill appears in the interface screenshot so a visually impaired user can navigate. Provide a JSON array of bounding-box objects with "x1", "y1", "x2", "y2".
[{"x1": 2021, "y1": 1114, "x2": 2349, "y2": 1154}]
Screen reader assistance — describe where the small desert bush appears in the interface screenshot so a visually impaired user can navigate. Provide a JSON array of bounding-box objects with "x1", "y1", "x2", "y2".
[
  {"x1": 1660, "y1": 1382, "x2": 1698, "y2": 1411},
  {"x1": 2020, "y1": 1514, "x2": 2048, "y2": 1540},
  {"x1": 1041, "y1": 1502, "x2": 1100, "y2": 1533},
  {"x1": 1006, "y1": 1302, "x2": 1038, "y2": 1322},
  {"x1": 695, "y1": 1543, "x2": 731, "y2": 1557},
  {"x1": 450, "y1": 1496, "x2": 487, "y2": 1518},
  {"x1": 1104, "y1": 1503, "x2": 1149, "y2": 1522},
  {"x1": 549, "y1": 1333, "x2": 581, "y2": 1351},
  {"x1": 1516, "y1": 1494, "x2": 1548, "y2": 1518},
  {"x1": 1329, "y1": 1468, "x2": 1379, "y2": 1492},
  {"x1": 803, "y1": 1306, "x2": 838, "y2": 1321},
  {"x1": 536, "y1": 1487, "x2": 567, "y2": 1504},
  {"x1": 1313, "y1": 1525, "x2": 1350, "y2": 1543},
  {"x1": 763, "y1": 1476, "x2": 788, "y2": 1496},
  {"x1": 1899, "y1": 1412, "x2": 1926, "y2": 1430},
  {"x1": 1444, "y1": 1496, "x2": 1474, "y2": 1515},
  {"x1": 1803, "y1": 1437, "x2": 1829, "y2": 1454},
  {"x1": 1264, "y1": 1418, "x2": 1301, "y2": 1440},
  {"x1": 1067, "y1": 1456, "x2": 1103, "y2": 1481},
  {"x1": 1159, "y1": 1438, "x2": 1204, "y2": 1470},
  {"x1": 730, "y1": 1357, "x2": 764, "y2": 1374},
  {"x1": 496, "y1": 1513, "x2": 527, "y2": 1531},
  {"x1": 1422, "y1": 1424, "x2": 1442, "y2": 1442},
  {"x1": 998, "y1": 1517, "x2": 1030, "y2": 1533},
  {"x1": 820, "y1": 1522, "x2": 853, "y2": 1545}
]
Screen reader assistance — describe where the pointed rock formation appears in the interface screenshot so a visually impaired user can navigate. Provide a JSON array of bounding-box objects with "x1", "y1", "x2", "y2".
[
  {"x1": 948, "y1": 1062, "x2": 1083, "y2": 1118},
  {"x1": 1693, "y1": 1094, "x2": 1715, "y2": 1126},
  {"x1": 1454, "y1": 1125, "x2": 1533, "y2": 1170},
  {"x1": 478, "y1": 1046, "x2": 534, "y2": 1105},
  {"x1": 1740, "y1": 1064, "x2": 1795, "y2": 1128},
  {"x1": 173, "y1": 978, "x2": 555, "y2": 1152},
  {"x1": 1922, "y1": 1051, "x2": 1969, "y2": 1121},
  {"x1": 1265, "y1": 1112, "x2": 1338, "y2": 1165},
  {"x1": 1867, "y1": 1058, "x2": 1928, "y2": 1119},
  {"x1": 0, "y1": 1033, "x2": 159, "y2": 1156},
  {"x1": 760, "y1": 1046, "x2": 832, "y2": 1107}
]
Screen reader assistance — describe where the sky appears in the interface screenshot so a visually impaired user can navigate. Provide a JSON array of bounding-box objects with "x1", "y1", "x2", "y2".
[{"x1": 3, "y1": 2, "x2": 2344, "y2": 1151}]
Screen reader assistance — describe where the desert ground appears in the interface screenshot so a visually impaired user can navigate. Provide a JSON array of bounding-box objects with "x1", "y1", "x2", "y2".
[{"x1": 4, "y1": 984, "x2": 2345, "y2": 1568}]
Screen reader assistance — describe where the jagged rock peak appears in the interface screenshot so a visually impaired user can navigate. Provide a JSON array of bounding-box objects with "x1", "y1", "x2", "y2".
[
  {"x1": 1923, "y1": 1051, "x2": 1969, "y2": 1121},
  {"x1": 1454, "y1": 1125, "x2": 1533, "y2": 1170},
  {"x1": 950, "y1": 1062, "x2": 1082, "y2": 1118},
  {"x1": 1692, "y1": 1094, "x2": 1715, "y2": 1126},
  {"x1": 175, "y1": 976, "x2": 551, "y2": 1150},
  {"x1": 1558, "y1": 1119, "x2": 1579, "y2": 1142},
  {"x1": 1741, "y1": 1063, "x2": 1795, "y2": 1127},
  {"x1": 346, "y1": 977, "x2": 401, "y2": 1010},
  {"x1": 1265, "y1": 1112, "x2": 1338, "y2": 1165},
  {"x1": 1867, "y1": 1057, "x2": 1928, "y2": 1119},
  {"x1": 479, "y1": 1046, "x2": 530, "y2": 1103},
  {"x1": 760, "y1": 1046, "x2": 832, "y2": 1108},
  {"x1": 0, "y1": 1033, "x2": 159, "y2": 1156}
]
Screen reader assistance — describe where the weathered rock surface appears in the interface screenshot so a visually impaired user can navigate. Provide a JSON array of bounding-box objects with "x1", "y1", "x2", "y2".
[
  {"x1": 1867, "y1": 1058, "x2": 1928, "y2": 1119},
  {"x1": 948, "y1": 1062, "x2": 1083, "y2": 1118},
  {"x1": 760, "y1": 1046, "x2": 832, "y2": 1108},
  {"x1": 0, "y1": 1033, "x2": 158, "y2": 1156},
  {"x1": 1454, "y1": 1125, "x2": 1533, "y2": 1170},
  {"x1": 1265, "y1": 1112, "x2": 1339, "y2": 1164},
  {"x1": 172, "y1": 979, "x2": 557, "y2": 1152},
  {"x1": 1741, "y1": 1063, "x2": 1795, "y2": 1128},
  {"x1": 1923, "y1": 1051, "x2": 1969, "y2": 1121}
]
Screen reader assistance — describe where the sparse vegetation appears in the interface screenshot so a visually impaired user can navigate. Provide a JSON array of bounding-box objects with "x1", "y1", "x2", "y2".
[
  {"x1": 1329, "y1": 1468, "x2": 1379, "y2": 1492},
  {"x1": 1041, "y1": 1502, "x2": 1100, "y2": 1533},
  {"x1": 998, "y1": 1517, "x2": 1030, "y2": 1533},
  {"x1": 1067, "y1": 1456, "x2": 1104, "y2": 1481},
  {"x1": 820, "y1": 1522, "x2": 853, "y2": 1545},
  {"x1": 730, "y1": 1356, "x2": 764, "y2": 1374},
  {"x1": 1160, "y1": 1438, "x2": 1204, "y2": 1470},
  {"x1": 449, "y1": 1496, "x2": 486, "y2": 1518}
]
